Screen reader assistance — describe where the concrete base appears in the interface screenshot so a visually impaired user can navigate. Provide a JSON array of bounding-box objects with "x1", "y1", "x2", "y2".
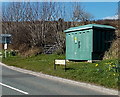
[
  {"x1": 66, "y1": 60, "x2": 101, "y2": 63},
  {"x1": 87, "y1": 60, "x2": 93, "y2": 63},
  {"x1": 66, "y1": 60, "x2": 69, "y2": 62}
]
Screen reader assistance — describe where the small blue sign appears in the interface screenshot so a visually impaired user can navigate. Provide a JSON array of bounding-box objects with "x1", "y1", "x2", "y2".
[{"x1": 0, "y1": 34, "x2": 12, "y2": 44}]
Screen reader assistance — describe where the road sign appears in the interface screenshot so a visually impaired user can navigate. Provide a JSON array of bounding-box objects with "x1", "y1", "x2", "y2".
[
  {"x1": 4, "y1": 44, "x2": 7, "y2": 50},
  {"x1": 55, "y1": 60, "x2": 66, "y2": 65},
  {"x1": 54, "y1": 59, "x2": 66, "y2": 71}
]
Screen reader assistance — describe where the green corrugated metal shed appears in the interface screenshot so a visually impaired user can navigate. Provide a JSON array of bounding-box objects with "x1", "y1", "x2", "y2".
[{"x1": 64, "y1": 24, "x2": 116, "y2": 61}]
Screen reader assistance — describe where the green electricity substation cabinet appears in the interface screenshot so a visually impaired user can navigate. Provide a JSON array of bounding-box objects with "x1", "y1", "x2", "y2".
[{"x1": 64, "y1": 24, "x2": 116, "y2": 61}]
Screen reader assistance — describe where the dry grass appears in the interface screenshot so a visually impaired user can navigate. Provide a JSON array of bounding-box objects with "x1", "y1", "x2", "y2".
[
  {"x1": 20, "y1": 47, "x2": 43, "y2": 57},
  {"x1": 103, "y1": 30, "x2": 120, "y2": 60}
]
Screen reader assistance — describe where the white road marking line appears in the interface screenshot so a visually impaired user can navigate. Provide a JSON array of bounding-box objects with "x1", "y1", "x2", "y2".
[{"x1": 0, "y1": 82, "x2": 28, "y2": 94}]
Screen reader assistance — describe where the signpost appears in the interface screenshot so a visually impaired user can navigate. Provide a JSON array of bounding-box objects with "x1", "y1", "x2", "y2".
[
  {"x1": 54, "y1": 59, "x2": 66, "y2": 71},
  {"x1": 0, "y1": 52, "x2": 2, "y2": 58},
  {"x1": 4, "y1": 43, "x2": 7, "y2": 50},
  {"x1": 4, "y1": 43, "x2": 7, "y2": 58},
  {"x1": 0, "y1": 34, "x2": 11, "y2": 58}
]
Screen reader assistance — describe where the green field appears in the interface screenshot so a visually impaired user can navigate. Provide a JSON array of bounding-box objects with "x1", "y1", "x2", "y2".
[{"x1": 2, "y1": 54, "x2": 119, "y2": 89}]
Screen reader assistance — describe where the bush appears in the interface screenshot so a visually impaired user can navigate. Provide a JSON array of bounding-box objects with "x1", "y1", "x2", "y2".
[
  {"x1": 11, "y1": 50, "x2": 18, "y2": 56},
  {"x1": 20, "y1": 47, "x2": 43, "y2": 57},
  {"x1": 103, "y1": 39, "x2": 119, "y2": 60},
  {"x1": 54, "y1": 48, "x2": 64, "y2": 55}
]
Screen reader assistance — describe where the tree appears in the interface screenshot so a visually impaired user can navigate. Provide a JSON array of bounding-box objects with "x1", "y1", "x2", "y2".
[
  {"x1": 72, "y1": 3, "x2": 94, "y2": 25},
  {"x1": 2, "y1": 2, "x2": 94, "y2": 55}
]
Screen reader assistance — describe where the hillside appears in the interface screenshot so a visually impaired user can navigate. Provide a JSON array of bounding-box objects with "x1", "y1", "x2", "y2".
[{"x1": 2, "y1": 19, "x2": 119, "y2": 59}]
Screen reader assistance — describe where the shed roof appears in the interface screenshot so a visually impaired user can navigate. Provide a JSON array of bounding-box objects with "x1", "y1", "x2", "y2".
[{"x1": 64, "y1": 24, "x2": 116, "y2": 33}]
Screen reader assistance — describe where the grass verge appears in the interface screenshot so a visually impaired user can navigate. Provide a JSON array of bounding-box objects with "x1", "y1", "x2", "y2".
[{"x1": 2, "y1": 54, "x2": 119, "y2": 89}]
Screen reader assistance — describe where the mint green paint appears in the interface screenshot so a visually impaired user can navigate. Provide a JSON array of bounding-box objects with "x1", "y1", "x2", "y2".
[
  {"x1": 64, "y1": 24, "x2": 115, "y2": 33},
  {"x1": 64, "y1": 24, "x2": 115, "y2": 61}
]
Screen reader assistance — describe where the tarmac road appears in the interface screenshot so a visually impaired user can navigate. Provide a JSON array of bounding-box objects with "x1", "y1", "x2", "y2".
[{"x1": 0, "y1": 63, "x2": 117, "y2": 96}]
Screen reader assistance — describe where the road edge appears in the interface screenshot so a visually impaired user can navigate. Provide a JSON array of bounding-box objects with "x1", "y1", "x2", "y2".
[{"x1": 0, "y1": 62, "x2": 119, "y2": 95}]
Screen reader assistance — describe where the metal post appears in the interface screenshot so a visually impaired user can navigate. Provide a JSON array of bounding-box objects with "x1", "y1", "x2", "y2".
[
  {"x1": 65, "y1": 60, "x2": 66, "y2": 72},
  {"x1": 54, "y1": 59, "x2": 56, "y2": 70},
  {"x1": 4, "y1": 37, "x2": 7, "y2": 58},
  {"x1": 5, "y1": 49, "x2": 7, "y2": 58}
]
